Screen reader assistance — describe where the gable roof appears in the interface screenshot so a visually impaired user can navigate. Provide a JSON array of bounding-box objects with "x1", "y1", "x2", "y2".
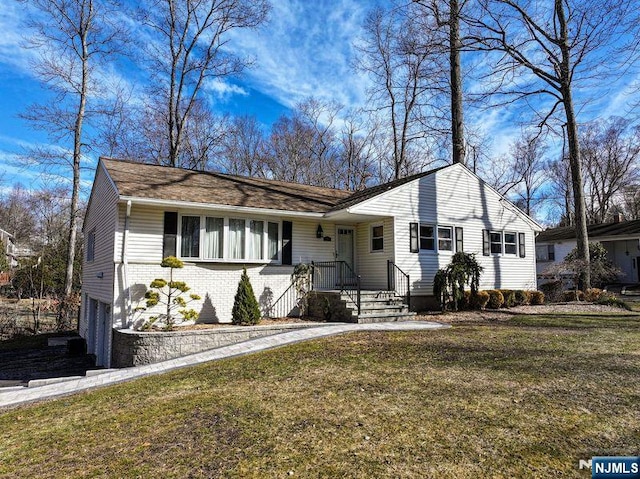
[
  {"x1": 101, "y1": 157, "x2": 352, "y2": 213},
  {"x1": 536, "y1": 219, "x2": 640, "y2": 242},
  {"x1": 331, "y1": 165, "x2": 450, "y2": 211}
]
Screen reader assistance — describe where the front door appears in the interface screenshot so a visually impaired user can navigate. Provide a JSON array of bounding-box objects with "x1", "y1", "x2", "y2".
[{"x1": 336, "y1": 227, "x2": 355, "y2": 285}]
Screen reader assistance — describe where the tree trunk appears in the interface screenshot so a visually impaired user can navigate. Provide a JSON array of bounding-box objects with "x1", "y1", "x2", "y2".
[
  {"x1": 449, "y1": 0, "x2": 465, "y2": 165},
  {"x1": 557, "y1": 0, "x2": 590, "y2": 289}
]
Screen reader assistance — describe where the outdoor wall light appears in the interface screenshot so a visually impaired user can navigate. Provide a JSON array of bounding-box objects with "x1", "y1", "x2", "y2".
[
  {"x1": 96, "y1": 272, "x2": 104, "y2": 279},
  {"x1": 316, "y1": 224, "x2": 324, "y2": 238}
]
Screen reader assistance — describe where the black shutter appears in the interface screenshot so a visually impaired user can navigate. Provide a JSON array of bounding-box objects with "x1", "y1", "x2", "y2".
[
  {"x1": 519, "y1": 232, "x2": 526, "y2": 258},
  {"x1": 455, "y1": 227, "x2": 463, "y2": 252},
  {"x1": 282, "y1": 221, "x2": 293, "y2": 265},
  {"x1": 482, "y1": 230, "x2": 490, "y2": 256},
  {"x1": 409, "y1": 223, "x2": 419, "y2": 253},
  {"x1": 163, "y1": 212, "x2": 178, "y2": 258}
]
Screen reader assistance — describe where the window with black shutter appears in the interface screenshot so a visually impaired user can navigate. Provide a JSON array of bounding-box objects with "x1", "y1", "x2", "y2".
[{"x1": 163, "y1": 212, "x2": 178, "y2": 258}]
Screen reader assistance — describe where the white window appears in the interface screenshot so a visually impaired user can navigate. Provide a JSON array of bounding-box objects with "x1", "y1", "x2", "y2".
[
  {"x1": 248, "y1": 220, "x2": 264, "y2": 260},
  {"x1": 371, "y1": 225, "x2": 384, "y2": 251},
  {"x1": 438, "y1": 226, "x2": 453, "y2": 251},
  {"x1": 504, "y1": 232, "x2": 517, "y2": 255},
  {"x1": 268, "y1": 222, "x2": 279, "y2": 260},
  {"x1": 420, "y1": 225, "x2": 435, "y2": 250},
  {"x1": 490, "y1": 232, "x2": 503, "y2": 254},
  {"x1": 204, "y1": 217, "x2": 223, "y2": 259},
  {"x1": 86, "y1": 229, "x2": 96, "y2": 262},
  {"x1": 536, "y1": 244, "x2": 555, "y2": 262},
  {"x1": 178, "y1": 215, "x2": 281, "y2": 263},
  {"x1": 229, "y1": 219, "x2": 246, "y2": 259}
]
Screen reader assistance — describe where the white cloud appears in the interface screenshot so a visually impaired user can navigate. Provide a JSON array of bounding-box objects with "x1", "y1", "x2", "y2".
[
  {"x1": 227, "y1": 0, "x2": 372, "y2": 110},
  {"x1": 204, "y1": 78, "x2": 249, "y2": 100}
]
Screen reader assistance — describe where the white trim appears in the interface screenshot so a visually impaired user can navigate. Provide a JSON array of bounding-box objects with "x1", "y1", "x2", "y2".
[{"x1": 119, "y1": 196, "x2": 324, "y2": 218}]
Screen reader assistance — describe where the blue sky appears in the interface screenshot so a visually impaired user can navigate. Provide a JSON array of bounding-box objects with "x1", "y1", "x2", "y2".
[{"x1": 0, "y1": 0, "x2": 638, "y2": 204}]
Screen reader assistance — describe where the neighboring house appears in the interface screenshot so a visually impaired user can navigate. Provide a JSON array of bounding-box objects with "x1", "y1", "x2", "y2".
[
  {"x1": 0, "y1": 228, "x2": 17, "y2": 269},
  {"x1": 81, "y1": 158, "x2": 541, "y2": 366},
  {"x1": 535, "y1": 218, "x2": 640, "y2": 285}
]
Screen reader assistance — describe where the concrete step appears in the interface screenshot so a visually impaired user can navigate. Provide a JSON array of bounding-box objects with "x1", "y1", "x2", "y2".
[
  {"x1": 357, "y1": 311, "x2": 417, "y2": 324},
  {"x1": 359, "y1": 305, "x2": 408, "y2": 313},
  {"x1": 85, "y1": 368, "x2": 119, "y2": 377},
  {"x1": 28, "y1": 376, "x2": 83, "y2": 388}
]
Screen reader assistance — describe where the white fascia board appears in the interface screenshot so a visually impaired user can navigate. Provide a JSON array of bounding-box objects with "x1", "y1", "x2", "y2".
[
  {"x1": 83, "y1": 160, "x2": 120, "y2": 233},
  {"x1": 323, "y1": 208, "x2": 388, "y2": 220},
  {"x1": 118, "y1": 196, "x2": 325, "y2": 218}
]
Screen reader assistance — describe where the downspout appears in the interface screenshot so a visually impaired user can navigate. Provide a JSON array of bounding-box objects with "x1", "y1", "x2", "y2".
[{"x1": 122, "y1": 200, "x2": 132, "y2": 327}]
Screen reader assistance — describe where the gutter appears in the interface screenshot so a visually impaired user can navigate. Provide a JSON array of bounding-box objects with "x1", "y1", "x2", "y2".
[{"x1": 118, "y1": 196, "x2": 326, "y2": 219}]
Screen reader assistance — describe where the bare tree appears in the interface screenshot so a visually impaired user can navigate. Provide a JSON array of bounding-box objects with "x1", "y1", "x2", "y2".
[
  {"x1": 339, "y1": 111, "x2": 382, "y2": 191},
  {"x1": 219, "y1": 115, "x2": 267, "y2": 176},
  {"x1": 470, "y1": 0, "x2": 640, "y2": 288},
  {"x1": 138, "y1": 0, "x2": 269, "y2": 168},
  {"x1": 509, "y1": 130, "x2": 547, "y2": 217},
  {"x1": 18, "y1": 0, "x2": 126, "y2": 308},
  {"x1": 580, "y1": 117, "x2": 640, "y2": 223},
  {"x1": 547, "y1": 156, "x2": 574, "y2": 227},
  {"x1": 356, "y1": 5, "x2": 444, "y2": 179}
]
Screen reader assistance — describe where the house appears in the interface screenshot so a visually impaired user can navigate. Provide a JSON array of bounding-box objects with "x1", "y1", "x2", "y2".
[
  {"x1": 536, "y1": 218, "x2": 640, "y2": 285},
  {"x1": 81, "y1": 157, "x2": 541, "y2": 366},
  {"x1": 0, "y1": 228, "x2": 17, "y2": 269}
]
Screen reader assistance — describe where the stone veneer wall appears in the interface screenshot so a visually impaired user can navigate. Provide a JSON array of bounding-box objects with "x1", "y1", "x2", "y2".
[{"x1": 112, "y1": 323, "x2": 325, "y2": 367}]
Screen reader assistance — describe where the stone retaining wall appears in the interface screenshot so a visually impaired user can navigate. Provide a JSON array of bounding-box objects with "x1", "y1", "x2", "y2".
[{"x1": 112, "y1": 323, "x2": 326, "y2": 367}]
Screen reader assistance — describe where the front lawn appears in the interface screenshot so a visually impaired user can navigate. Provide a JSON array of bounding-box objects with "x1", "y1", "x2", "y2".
[{"x1": 1, "y1": 314, "x2": 639, "y2": 478}]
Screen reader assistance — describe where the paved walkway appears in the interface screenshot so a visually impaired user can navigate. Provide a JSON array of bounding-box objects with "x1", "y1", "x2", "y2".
[{"x1": 0, "y1": 321, "x2": 447, "y2": 409}]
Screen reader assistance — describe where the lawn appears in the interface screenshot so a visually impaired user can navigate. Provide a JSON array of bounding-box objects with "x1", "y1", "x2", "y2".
[{"x1": 1, "y1": 314, "x2": 639, "y2": 478}]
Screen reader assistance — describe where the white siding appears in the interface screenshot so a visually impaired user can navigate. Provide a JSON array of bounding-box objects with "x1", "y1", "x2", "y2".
[
  {"x1": 80, "y1": 164, "x2": 119, "y2": 342},
  {"x1": 356, "y1": 218, "x2": 394, "y2": 290},
  {"x1": 350, "y1": 165, "x2": 539, "y2": 295},
  {"x1": 111, "y1": 204, "x2": 343, "y2": 327}
]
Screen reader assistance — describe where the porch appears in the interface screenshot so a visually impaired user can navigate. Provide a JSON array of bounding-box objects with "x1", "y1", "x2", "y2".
[{"x1": 265, "y1": 260, "x2": 414, "y2": 323}]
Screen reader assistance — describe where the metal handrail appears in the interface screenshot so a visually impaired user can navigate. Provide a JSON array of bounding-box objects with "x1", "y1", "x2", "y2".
[
  {"x1": 387, "y1": 260, "x2": 410, "y2": 308},
  {"x1": 265, "y1": 275, "x2": 309, "y2": 318},
  {"x1": 311, "y1": 261, "x2": 361, "y2": 315}
]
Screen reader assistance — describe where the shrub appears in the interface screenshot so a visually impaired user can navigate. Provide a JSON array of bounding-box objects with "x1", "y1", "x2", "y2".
[
  {"x1": 539, "y1": 280, "x2": 563, "y2": 303},
  {"x1": 529, "y1": 291, "x2": 545, "y2": 305},
  {"x1": 232, "y1": 268, "x2": 261, "y2": 325},
  {"x1": 563, "y1": 290, "x2": 584, "y2": 302},
  {"x1": 462, "y1": 290, "x2": 490, "y2": 310},
  {"x1": 473, "y1": 291, "x2": 490, "y2": 310},
  {"x1": 596, "y1": 294, "x2": 631, "y2": 310},
  {"x1": 584, "y1": 288, "x2": 604, "y2": 302},
  {"x1": 514, "y1": 290, "x2": 531, "y2": 306},
  {"x1": 486, "y1": 290, "x2": 504, "y2": 309},
  {"x1": 500, "y1": 289, "x2": 516, "y2": 308}
]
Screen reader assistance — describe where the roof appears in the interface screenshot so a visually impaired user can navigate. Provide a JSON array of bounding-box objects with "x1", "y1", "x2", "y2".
[
  {"x1": 101, "y1": 158, "x2": 352, "y2": 213},
  {"x1": 536, "y1": 219, "x2": 640, "y2": 242}
]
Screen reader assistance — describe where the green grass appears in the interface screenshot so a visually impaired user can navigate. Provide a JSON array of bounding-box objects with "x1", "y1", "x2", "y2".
[{"x1": 1, "y1": 315, "x2": 639, "y2": 478}]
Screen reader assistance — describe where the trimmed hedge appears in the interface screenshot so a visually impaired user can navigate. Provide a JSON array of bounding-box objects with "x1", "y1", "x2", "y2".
[
  {"x1": 529, "y1": 291, "x2": 545, "y2": 305},
  {"x1": 486, "y1": 290, "x2": 505, "y2": 309}
]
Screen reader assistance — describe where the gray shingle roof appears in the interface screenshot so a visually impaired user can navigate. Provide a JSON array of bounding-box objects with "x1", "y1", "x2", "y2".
[
  {"x1": 536, "y1": 219, "x2": 640, "y2": 242},
  {"x1": 102, "y1": 158, "x2": 453, "y2": 215},
  {"x1": 101, "y1": 158, "x2": 352, "y2": 213}
]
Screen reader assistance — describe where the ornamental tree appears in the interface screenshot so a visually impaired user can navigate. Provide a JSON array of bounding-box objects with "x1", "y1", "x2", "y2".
[
  {"x1": 141, "y1": 256, "x2": 200, "y2": 330},
  {"x1": 232, "y1": 267, "x2": 261, "y2": 325},
  {"x1": 433, "y1": 252, "x2": 483, "y2": 311}
]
